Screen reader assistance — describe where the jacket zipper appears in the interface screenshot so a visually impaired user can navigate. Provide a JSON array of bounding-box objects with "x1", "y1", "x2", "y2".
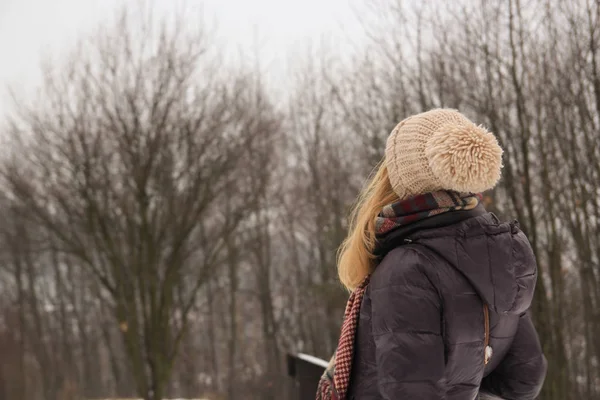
[{"x1": 483, "y1": 304, "x2": 493, "y2": 365}]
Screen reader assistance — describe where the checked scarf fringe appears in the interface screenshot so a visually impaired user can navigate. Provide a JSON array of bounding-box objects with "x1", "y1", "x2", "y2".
[{"x1": 316, "y1": 275, "x2": 370, "y2": 400}]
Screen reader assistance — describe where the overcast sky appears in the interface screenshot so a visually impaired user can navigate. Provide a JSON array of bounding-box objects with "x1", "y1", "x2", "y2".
[{"x1": 0, "y1": 0, "x2": 364, "y2": 116}]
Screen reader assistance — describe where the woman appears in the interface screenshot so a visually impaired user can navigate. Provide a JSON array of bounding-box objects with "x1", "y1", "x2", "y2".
[{"x1": 319, "y1": 109, "x2": 547, "y2": 400}]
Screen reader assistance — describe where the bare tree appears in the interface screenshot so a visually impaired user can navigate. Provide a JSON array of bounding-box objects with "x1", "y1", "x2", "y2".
[{"x1": 1, "y1": 6, "x2": 265, "y2": 400}]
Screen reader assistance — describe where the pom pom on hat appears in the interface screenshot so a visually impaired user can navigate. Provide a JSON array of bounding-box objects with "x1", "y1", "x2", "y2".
[
  {"x1": 426, "y1": 122, "x2": 503, "y2": 193},
  {"x1": 385, "y1": 109, "x2": 503, "y2": 198}
]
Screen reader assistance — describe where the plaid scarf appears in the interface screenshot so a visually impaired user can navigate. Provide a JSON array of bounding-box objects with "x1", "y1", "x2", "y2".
[
  {"x1": 316, "y1": 190, "x2": 482, "y2": 400},
  {"x1": 375, "y1": 191, "x2": 482, "y2": 235}
]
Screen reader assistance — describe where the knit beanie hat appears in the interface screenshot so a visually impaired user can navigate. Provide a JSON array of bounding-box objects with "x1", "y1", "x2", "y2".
[{"x1": 385, "y1": 109, "x2": 503, "y2": 199}]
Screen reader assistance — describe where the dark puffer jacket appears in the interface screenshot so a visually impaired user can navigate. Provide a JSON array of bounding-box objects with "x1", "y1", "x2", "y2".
[{"x1": 347, "y1": 208, "x2": 547, "y2": 400}]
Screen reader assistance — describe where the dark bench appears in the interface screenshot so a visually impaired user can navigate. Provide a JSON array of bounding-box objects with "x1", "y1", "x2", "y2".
[{"x1": 287, "y1": 353, "x2": 328, "y2": 400}]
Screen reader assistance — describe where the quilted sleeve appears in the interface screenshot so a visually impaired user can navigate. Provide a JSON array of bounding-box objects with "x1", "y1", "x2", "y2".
[
  {"x1": 480, "y1": 312, "x2": 547, "y2": 399},
  {"x1": 370, "y1": 246, "x2": 445, "y2": 399}
]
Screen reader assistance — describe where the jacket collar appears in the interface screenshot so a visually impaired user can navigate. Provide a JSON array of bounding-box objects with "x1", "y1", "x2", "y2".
[{"x1": 373, "y1": 204, "x2": 487, "y2": 259}]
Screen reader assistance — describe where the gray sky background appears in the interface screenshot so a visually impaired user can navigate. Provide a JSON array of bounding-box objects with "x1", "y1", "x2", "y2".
[{"x1": 0, "y1": 0, "x2": 365, "y2": 117}]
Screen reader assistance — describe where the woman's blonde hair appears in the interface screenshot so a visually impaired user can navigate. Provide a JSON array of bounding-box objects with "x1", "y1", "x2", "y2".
[{"x1": 337, "y1": 160, "x2": 399, "y2": 291}]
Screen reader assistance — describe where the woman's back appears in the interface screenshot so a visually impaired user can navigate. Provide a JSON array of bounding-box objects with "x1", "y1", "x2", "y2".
[{"x1": 348, "y1": 212, "x2": 547, "y2": 399}]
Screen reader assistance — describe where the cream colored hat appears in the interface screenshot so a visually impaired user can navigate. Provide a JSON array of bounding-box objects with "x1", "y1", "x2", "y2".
[{"x1": 385, "y1": 109, "x2": 503, "y2": 199}]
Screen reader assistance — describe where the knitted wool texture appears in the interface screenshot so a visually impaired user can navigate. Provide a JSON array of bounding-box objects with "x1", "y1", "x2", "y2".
[{"x1": 385, "y1": 109, "x2": 503, "y2": 199}]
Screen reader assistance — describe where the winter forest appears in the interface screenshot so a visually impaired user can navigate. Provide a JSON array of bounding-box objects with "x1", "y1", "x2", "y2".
[{"x1": 0, "y1": 0, "x2": 598, "y2": 399}]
